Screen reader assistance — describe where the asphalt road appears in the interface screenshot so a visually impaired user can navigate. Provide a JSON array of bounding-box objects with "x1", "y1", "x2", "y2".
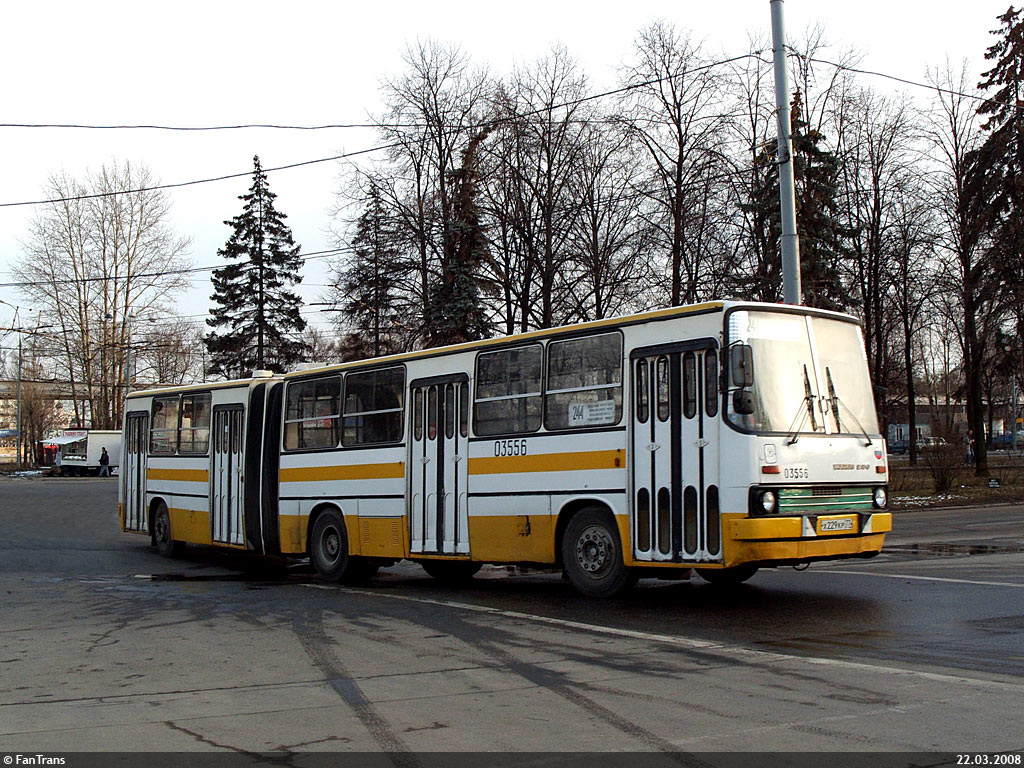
[{"x1": 1, "y1": 477, "x2": 1022, "y2": 756}]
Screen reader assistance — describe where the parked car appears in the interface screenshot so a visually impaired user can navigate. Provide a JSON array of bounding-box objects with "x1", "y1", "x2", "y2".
[
  {"x1": 990, "y1": 433, "x2": 1020, "y2": 450},
  {"x1": 888, "y1": 437, "x2": 946, "y2": 455}
]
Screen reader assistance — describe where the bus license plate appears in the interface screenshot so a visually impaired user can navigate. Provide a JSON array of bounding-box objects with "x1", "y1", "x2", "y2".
[{"x1": 820, "y1": 518, "x2": 854, "y2": 532}]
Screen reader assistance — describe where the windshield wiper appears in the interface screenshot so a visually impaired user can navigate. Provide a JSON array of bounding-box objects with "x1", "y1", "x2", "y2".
[
  {"x1": 786, "y1": 364, "x2": 819, "y2": 445},
  {"x1": 825, "y1": 365, "x2": 842, "y2": 432},
  {"x1": 825, "y1": 366, "x2": 872, "y2": 446}
]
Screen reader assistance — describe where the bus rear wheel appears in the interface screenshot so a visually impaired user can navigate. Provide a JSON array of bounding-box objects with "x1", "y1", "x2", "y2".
[
  {"x1": 310, "y1": 509, "x2": 378, "y2": 584},
  {"x1": 696, "y1": 566, "x2": 758, "y2": 585},
  {"x1": 420, "y1": 560, "x2": 482, "y2": 583},
  {"x1": 153, "y1": 503, "x2": 184, "y2": 557},
  {"x1": 562, "y1": 508, "x2": 636, "y2": 598},
  {"x1": 311, "y1": 509, "x2": 350, "y2": 581}
]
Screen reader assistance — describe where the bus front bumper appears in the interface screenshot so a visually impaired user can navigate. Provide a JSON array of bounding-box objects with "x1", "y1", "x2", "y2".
[{"x1": 722, "y1": 511, "x2": 892, "y2": 567}]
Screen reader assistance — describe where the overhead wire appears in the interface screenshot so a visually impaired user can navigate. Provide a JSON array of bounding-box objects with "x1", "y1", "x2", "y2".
[
  {"x1": 0, "y1": 52, "x2": 761, "y2": 210},
  {"x1": 0, "y1": 49, "x2": 997, "y2": 296}
]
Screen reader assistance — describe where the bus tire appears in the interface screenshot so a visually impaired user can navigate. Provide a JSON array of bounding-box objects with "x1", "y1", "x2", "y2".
[
  {"x1": 562, "y1": 508, "x2": 636, "y2": 598},
  {"x1": 420, "y1": 560, "x2": 482, "y2": 583},
  {"x1": 696, "y1": 566, "x2": 758, "y2": 585},
  {"x1": 153, "y1": 503, "x2": 184, "y2": 557},
  {"x1": 310, "y1": 509, "x2": 353, "y2": 582}
]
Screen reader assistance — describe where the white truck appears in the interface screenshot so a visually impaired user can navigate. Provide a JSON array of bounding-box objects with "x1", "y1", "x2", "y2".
[{"x1": 49, "y1": 430, "x2": 121, "y2": 476}]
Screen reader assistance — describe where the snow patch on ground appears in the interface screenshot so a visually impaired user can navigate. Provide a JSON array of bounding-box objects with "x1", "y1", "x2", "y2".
[{"x1": 894, "y1": 493, "x2": 966, "y2": 507}]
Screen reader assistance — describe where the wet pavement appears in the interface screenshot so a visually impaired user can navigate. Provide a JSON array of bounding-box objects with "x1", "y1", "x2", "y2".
[{"x1": 1, "y1": 477, "x2": 1023, "y2": 753}]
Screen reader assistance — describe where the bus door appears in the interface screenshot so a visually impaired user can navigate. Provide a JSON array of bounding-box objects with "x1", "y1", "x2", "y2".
[
  {"x1": 409, "y1": 375, "x2": 470, "y2": 555},
  {"x1": 211, "y1": 406, "x2": 245, "y2": 545},
  {"x1": 123, "y1": 411, "x2": 148, "y2": 532},
  {"x1": 631, "y1": 342, "x2": 721, "y2": 563},
  {"x1": 680, "y1": 347, "x2": 722, "y2": 562}
]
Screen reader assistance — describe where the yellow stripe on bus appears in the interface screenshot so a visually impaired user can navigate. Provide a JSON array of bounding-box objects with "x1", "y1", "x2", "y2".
[
  {"x1": 279, "y1": 462, "x2": 405, "y2": 483},
  {"x1": 468, "y1": 449, "x2": 624, "y2": 475},
  {"x1": 147, "y1": 468, "x2": 209, "y2": 482}
]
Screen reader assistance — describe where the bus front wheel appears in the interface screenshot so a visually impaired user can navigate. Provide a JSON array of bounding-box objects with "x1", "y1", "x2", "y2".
[
  {"x1": 153, "y1": 503, "x2": 184, "y2": 557},
  {"x1": 562, "y1": 508, "x2": 636, "y2": 598}
]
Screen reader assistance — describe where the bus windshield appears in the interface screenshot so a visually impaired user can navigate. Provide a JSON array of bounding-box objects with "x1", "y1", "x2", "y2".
[{"x1": 727, "y1": 310, "x2": 879, "y2": 437}]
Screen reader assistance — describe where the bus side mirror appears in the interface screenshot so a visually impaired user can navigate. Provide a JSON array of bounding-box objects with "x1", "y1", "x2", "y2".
[
  {"x1": 733, "y1": 389, "x2": 755, "y2": 415},
  {"x1": 730, "y1": 344, "x2": 754, "y2": 387}
]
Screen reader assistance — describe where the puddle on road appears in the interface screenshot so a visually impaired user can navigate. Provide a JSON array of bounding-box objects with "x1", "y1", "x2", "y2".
[
  {"x1": 140, "y1": 565, "x2": 315, "y2": 585},
  {"x1": 884, "y1": 542, "x2": 1024, "y2": 558}
]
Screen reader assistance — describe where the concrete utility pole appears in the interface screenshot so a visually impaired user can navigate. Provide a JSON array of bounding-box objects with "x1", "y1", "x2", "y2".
[
  {"x1": 771, "y1": 0, "x2": 802, "y2": 305},
  {"x1": 16, "y1": 327, "x2": 22, "y2": 471}
]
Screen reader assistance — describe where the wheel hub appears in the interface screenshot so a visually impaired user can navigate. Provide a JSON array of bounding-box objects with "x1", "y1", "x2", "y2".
[
  {"x1": 322, "y1": 527, "x2": 340, "y2": 561},
  {"x1": 576, "y1": 526, "x2": 613, "y2": 574}
]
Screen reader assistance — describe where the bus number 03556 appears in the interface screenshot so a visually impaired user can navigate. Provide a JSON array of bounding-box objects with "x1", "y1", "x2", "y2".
[{"x1": 494, "y1": 440, "x2": 527, "y2": 457}]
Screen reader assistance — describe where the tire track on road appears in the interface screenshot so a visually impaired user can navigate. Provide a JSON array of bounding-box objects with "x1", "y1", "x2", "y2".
[{"x1": 291, "y1": 605, "x2": 420, "y2": 766}]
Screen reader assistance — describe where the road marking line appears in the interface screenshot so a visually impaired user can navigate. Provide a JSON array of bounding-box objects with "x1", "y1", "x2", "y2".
[
  {"x1": 330, "y1": 586, "x2": 1024, "y2": 692},
  {"x1": 825, "y1": 570, "x2": 1024, "y2": 588}
]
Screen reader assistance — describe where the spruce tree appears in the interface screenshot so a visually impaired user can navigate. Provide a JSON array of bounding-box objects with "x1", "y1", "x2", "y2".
[
  {"x1": 335, "y1": 184, "x2": 406, "y2": 360},
  {"x1": 972, "y1": 6, "x2": 1024, "y2": 277},
  {"x1": 206, "y1": 156, "x2": 308, "y2": 378},
  {"x1": 425, "y1": 127, "x2": 493, "y2": 346},
  {"x1": 960, "y1": 7, "x2": 1024, "y2": 475},
  {"x1": 738, "y1": 90, "x2": 852, "y2": 311}
]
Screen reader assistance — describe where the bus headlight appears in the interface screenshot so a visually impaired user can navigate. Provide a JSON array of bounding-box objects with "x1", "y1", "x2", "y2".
[
  {"x1": 873, "y1": 487, "x2": 887, "y2": 509},
  {"x1": 760, "y1": 490, "x2": 777, "y2": 513}
]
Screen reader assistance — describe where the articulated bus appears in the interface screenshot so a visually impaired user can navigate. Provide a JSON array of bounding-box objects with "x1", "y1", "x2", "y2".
[{"x1": 119, "y1": 300, "x2": 892, "y2": 597}]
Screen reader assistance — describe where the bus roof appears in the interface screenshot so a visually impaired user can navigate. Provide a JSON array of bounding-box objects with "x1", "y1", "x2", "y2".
[
  {"x1": 125, "y1": 376, "x2": 275, "y2": 400},
  {"x1": 284, "y1": 301, "x2": 728, "y2": 379},
  {"x1": 125, "y1": 300, "x2": 861, "y2": 394}
]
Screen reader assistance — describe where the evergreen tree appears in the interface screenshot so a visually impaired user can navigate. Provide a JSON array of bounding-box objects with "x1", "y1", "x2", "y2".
[
  {"x1": 738, "y1": 90, "x2": 852, "y2": 310},
  {"x1": 206, "y1": 156, "x2": 307, "y2": 377},
  {"x1": 335, "y1": 184, "x2": 406, "y2": 360},
  {"x1": 425, "y1": 127, "x2": 493, "y2": 346},
  {"x1": 959, "y1": 7, "x2": 1024, "y2": 475},
  {"x1": 971, "y1": 6, "x2": 1024, "y2": 277}
]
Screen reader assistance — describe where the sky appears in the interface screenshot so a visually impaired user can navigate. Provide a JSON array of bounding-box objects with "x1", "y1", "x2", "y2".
[{"x1": 0, "y1": 0, "x2": 1011, "y2": 336}]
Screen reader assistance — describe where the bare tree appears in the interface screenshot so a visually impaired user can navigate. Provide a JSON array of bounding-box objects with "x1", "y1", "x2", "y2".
[
  {"x1": 563, "y1": 121, "x2": 654, "y2": 321},
  {"x1": 730, "y1": 34, "x2": 780, "y2": 300},
  {"x1": 135, "y1": 318, "x2": 206, "y2": 386},
  {"x1": 486, "y1": 46, "x2": 591, "y2": 330},
  {"x1": 923, "y1": 63, "x2": 1006, "y2": 476},
  {"x1": 833, "y1": 89, "x2": 915, "y2": 405},
  {"x1": 374, "y1": 40, "x2": 491, "y2": 339},
  {"x1": 888, "y1": 182, "x2": 941, "y2": 464},
  {"x1": 620, "y1": 21, "x2": 734, "y2": 306},
  {"x1": 16, "y1": 162, "x2": 190, "y2": 428}
]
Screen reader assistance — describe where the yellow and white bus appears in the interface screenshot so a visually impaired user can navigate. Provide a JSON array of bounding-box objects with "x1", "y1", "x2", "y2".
[{"x1": 119, "y1": 301, "x2": 892, "y2": 596}]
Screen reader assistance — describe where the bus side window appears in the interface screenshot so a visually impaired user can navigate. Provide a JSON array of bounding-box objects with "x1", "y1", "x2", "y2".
[
  {"x1": 544, "y1": 332, "x2": 623, "y2": 430},
  {"x1": 342, "y1": 366, "x2": 405, "y2": 446},
  {"x1": 284, "y1": 376, "x2": 341, "y2": 451},
  {"x1": 179, "y1": 393, "x2": 212, "y2": 454},
  {"x1": 473, "y1": 344, "x2": 542, "y2": 436},
  {"x1": 150, "y1": 396, "x2": 179, "y2": 454}
]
